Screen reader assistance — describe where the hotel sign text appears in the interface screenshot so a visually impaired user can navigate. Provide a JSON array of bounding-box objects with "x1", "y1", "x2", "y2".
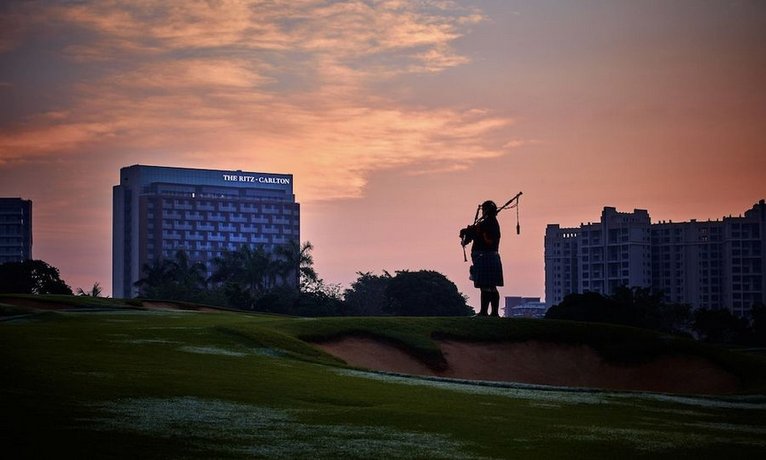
[{"x1": 222, "y1": 174, "x2": 291, "y2": 185}]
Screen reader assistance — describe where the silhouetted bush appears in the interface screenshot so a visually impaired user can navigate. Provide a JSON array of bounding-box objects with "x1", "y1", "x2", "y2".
[
  {"x1": 545, "y1": 287, "x2": 691, "y2": 336},
  {"x1": 693, "y1": 308, "x2": 750, "y2": 345},
  {"x1": 384, "y1": 270, "x2": 472, "y2": 317},
  {"x1": 0, "y1": 260, "x2": 73, "y2": 295}
]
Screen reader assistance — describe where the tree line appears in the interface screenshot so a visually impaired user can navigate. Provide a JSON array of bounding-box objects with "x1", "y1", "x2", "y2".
[
  {"x1": 4, "y1": 252, "x2": 763, "y2": 345},
  {"x1": 0, "y1": 242, "x2": 472, "y2": 317},
  {"x1": 545, "y1": 286, "x2": 766, "y2": 346},
  {"x1": 132, "y1": 242, "x2": 471, "y2": 316}
]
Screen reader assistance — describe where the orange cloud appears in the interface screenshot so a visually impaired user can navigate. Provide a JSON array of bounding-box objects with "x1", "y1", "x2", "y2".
[{"x1": 0, "y1": 0, "x2": 516, "y2": 201}]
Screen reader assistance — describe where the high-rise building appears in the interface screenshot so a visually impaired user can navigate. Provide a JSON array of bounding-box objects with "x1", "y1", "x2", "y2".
[
  {"x1": 113, "y1": 165, "x2": 299, "y2": 299},
  {"x1": 545, "y1": 207, "x2": 651, "y2": 306},
  {"x1": 0, "y1": 198, "x2": 32, "y2": 264},
  {"x1": 544, "y1": 225, "x2": 579, "y2": 307},
  {"x1": 544, "y1": 200, "x2": 766, "y2": 317},
  {"x1": 651, "y1": 201, "x2": 766, "y2": 317},
  {"x1": 579, "y1": 207, "x2": 652, "y2": 296}
]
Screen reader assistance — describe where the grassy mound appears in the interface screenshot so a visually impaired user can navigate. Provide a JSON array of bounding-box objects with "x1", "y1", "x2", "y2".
[
  {"x1": 2, "y1": 300, "x2": 766, "y2": 458},
  {"x1": 269, "y1": 316, "x2": 766, "y2": 393}
]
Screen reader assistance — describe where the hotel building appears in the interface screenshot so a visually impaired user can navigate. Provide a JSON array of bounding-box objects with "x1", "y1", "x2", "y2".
[
  {"x1": 0, "y1": 197, "x2": 32, "y2": 264},
  {"x1": 113, "y1": 165, "x2": 299, "y2": 298},
  {"x1": 545, "y1": 200, "x2": 766, "y2": 317},
  {"x1": 503, "y1": 296, "x2": 548, "y2": 318}
]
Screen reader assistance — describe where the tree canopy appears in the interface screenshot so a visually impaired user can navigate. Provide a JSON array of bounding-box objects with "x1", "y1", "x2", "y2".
[
  {"x1": 343, "y1": 271, "x2": 392, "y2": 316},
  {"x1": 0, "y1": 260, "x2": 73, "y2": 295},
  {"x1": 134, "y1": 250, "x2": 207, "y2": 302},
  {"x1": 545, "y1": 287, "x2": 766, "y2": 345},
  {"x1": 131, "y1": 242, "x2": 343, "y2": 315},
  {"x1": 545, "y1": 286, "x2": 692, "y2": 335},
  {"x1": 343, "y1": 270, "x2": 471, "y2": 317}
]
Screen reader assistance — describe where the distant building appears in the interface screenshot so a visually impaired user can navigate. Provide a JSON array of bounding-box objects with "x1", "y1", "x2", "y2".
[
  {"x1": 652, "y1": 200, "x2": 766, "y2": 317},
  {"x1": 546, "y1": 207, "x2": 652, "y2": 306},
  {"x1": 503, "y1": 296, "x2": 548, "y2": 318},
  {"x1": 544, "y1": 200, "x2": 766, "y2": 317},
  {"x1": 113, "y1": 165, "x2": 300, "y2": 298},
  {"x1": 0, "y1": 198, "x2": 32, "y2": 264},
  {"x1": 544, "y1": 226, "x2": 579, "y2": 308}
]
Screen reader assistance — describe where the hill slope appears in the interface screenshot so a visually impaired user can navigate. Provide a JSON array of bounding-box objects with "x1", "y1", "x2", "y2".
[{"x1": 2, "y1": 303, "x2": 766, "y2": 458}]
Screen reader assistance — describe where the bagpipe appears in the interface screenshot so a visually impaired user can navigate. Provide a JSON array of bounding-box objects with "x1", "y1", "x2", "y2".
[{"x1": 459, "y1": 191, "x2": 522, "y2": 261}]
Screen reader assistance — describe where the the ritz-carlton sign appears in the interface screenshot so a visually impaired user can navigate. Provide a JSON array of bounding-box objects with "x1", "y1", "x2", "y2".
[{"x1": 222, "y1": 173, "x2": 291, "y2": 185}]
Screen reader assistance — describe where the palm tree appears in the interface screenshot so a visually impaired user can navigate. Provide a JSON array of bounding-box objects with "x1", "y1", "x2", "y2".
[
  {"x1": 239, "y1": 245, "x2": 271, "y2": 295},
  {"x1": 135, "y1": 258, "x2": 176, "y2": 298},
  {"x1": 211, "y1": 245, "x2": 271, "y2": 303},
  {"x1": 76, "y1": 282, "x2": 103, "y2": 297},
  {"x1": 274, "y1": 240, "x2": 317, "y2": 290},
  {"x1": 170, "y1": 250, "x2": 207, "y2": 294},
  {"x1": 134, "y1": 250, "x2": 206, "y2": 301}
]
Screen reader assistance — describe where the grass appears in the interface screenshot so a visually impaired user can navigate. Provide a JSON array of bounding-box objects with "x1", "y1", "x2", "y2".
[
  {"x1": 270, "y1": 316, "x2": 766, "y2": 392},
  {"x1": 2, "y1": 299, "x2": 766, "y2": 458}
]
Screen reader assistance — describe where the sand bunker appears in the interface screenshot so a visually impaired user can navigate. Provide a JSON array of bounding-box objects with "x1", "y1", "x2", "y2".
[{"x1": 315, "y1": 337, "x2": 739, "y2": 395}]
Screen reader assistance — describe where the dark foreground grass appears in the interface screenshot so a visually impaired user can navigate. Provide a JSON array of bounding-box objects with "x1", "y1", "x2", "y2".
[{"x1": 2, "y1": 309, "x2": 766, "y2": 459}]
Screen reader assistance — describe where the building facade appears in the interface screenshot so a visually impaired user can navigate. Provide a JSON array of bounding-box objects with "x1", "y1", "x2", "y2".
[
  {"x1": 579, "y1": 207, "x2": 652, "y2": 297},
  {"x1": 545, "y1": 200, "x2": 766, "y2": 317},
  {"x1": 544, "y1": 225, "x2": 579, "y2": 308},
  {"x1": 503, "y1": 296, "x2": 548, "y2": 318},
  {"x1": 113, "y1": 165, "x2": 299, "y2": 299},
  {"x1": 0, "y1": 198, "x2": 32, "y2": 264}
]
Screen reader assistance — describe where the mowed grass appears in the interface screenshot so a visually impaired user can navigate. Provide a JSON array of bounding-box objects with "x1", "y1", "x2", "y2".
[{"x1": 2, "y1": 308, "x2": 766, "y2": 459}]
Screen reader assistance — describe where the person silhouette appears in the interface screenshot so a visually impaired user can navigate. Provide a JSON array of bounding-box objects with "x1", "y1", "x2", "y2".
[{"x1": 459, "y1": 200, "x2": 504, "y2": 316}]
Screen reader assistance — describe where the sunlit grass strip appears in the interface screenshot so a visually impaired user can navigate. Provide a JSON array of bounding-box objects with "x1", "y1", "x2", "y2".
[{"x1": 86, "y1": 397, "x2": 478, "y2": 459}]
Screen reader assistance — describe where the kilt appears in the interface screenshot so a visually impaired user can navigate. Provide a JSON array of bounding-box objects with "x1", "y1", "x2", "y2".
[{"x1": 470, "y1": 250, "x2": 504, "y2": 288}]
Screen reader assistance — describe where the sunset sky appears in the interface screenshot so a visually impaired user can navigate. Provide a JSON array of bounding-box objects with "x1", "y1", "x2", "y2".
[{"x1": 1, "y1": 0, "x2": 764, "y2": 307}]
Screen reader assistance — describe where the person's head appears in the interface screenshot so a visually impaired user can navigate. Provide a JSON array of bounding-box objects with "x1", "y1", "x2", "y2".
[{"x1": 481, "y1": 200, "x2": 498, "y2": 217}]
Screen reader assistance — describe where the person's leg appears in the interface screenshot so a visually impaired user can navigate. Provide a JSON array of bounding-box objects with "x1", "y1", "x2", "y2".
[
  {"x1": 479, "y1": 288, "x2": 490, "y2": 315},
  {"x1": 489, "y1": 287, "x2": 500, "y2": 316}
]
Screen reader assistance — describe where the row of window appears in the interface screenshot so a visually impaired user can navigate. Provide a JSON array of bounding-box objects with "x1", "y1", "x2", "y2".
[{"x1": 0, "y1": 237, "x2": 25, "y2": 244}]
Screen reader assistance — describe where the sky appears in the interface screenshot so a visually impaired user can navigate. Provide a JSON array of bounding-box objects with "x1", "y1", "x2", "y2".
[{"x1": 1, "y1": 0, "x2": 764, "y2": 308}]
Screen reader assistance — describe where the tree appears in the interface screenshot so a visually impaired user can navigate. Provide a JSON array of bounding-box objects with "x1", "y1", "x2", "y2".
[
  {"x1": 171, "y1": 250, "x2": 207, "y2": 295},
  {"x1": 545, "y1": 287, "x2": 691, "y2": 336},
  {"x1": 343, "y1": 271, "x2": 392, "y2": 316},
  {"x1": 384, "y1": 270, "x2": 472, "y2": 317},
  {"x1": 751, "y1": 303, "x2": 766, "y2": 346},
  {"x1": 545, "y1": 292, "x2": 621, "y2": 324},
  {"x1": 693, "y1": 308, "x2": 749, "y2": 344},
  {"x1": 292, "y1": 290, "x2": 346, "y2": 316},
  {"x1": 252, "y1": 241, "x2": 343, "y2": 315},
  {"x1": 0, "y1": 260, "x2": 73, "y2": 295},
  {"x1": 210, "y1": 245, "x2": 272, "y2": 308},
  {"x1": 274, "y1": 240, "x2": 318, "y2": 290},
  {"x1": 134, "y1": 257, "x2": 175, "y2": 298},
  {"x1": 77, "y1": 282, "x2": 103, "y2": 297},
  {"x1": 134, "y1": 250, "x2": 207, "y2": 301},
  {"x1": 210, "y1": 241, "x2": 320, "y2": 310}
]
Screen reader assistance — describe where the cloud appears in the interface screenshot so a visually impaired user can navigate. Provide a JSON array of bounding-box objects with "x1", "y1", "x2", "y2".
[
  {"x1": 502, "y1": 139, "x2": 543, "y2": 150},
  {"x1": 0, "y1": 0, "x2": 513, "y2": 200}
]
